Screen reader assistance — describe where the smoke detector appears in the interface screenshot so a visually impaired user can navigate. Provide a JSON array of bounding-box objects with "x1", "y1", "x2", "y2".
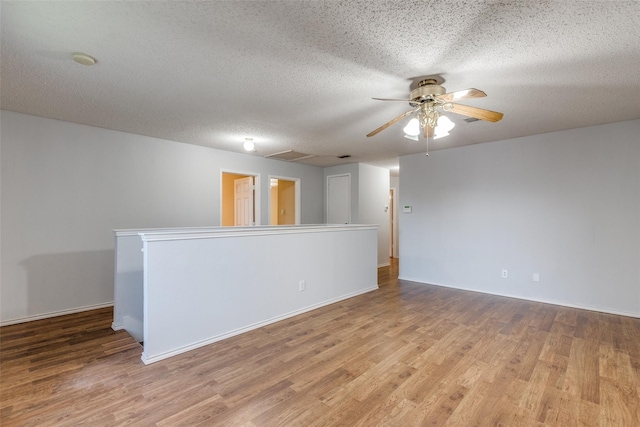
[{"x1": 72, "y1": 52, "x2": 96, "y2": 66}]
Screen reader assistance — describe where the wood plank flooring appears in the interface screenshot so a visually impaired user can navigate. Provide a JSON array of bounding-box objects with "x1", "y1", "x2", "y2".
[{"x1": 2, "y1": 260, "x2": 639, "y2": 426}]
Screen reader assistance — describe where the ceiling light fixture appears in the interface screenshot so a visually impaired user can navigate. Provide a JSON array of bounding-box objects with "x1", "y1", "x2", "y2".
[
  {"x1": 433, "y1": 115, "x2": 455, "y2": 139},
  {"x1": 403, "y1": 113, "x2": 455, "y2": 140},
  {"x1": 411, "y1": 104, "x2": 455, "y2": 156},
  {"x1": 72, "y1": 52, "x2": 96, "y2": 66},
  {"x1": 402, "y1": 118, "x2": 420, "y2": 137},
  {"x1": 243, "y1": 137, "x2": 255, "y2": 151}
]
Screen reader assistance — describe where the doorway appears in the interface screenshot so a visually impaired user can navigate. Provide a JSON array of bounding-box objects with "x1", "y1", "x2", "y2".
[
  {"x1": 326, "y1": 174, "x2": 351, "y2": 224},
  {"x1": 269, "y1": 176, "x2": 300, "y2": 225},
  {"x1": 221, "y1": 171, "x2": 261, "y2": 226}
]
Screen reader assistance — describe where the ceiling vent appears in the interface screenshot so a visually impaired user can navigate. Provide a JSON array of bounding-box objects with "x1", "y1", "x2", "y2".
[{"x1": 264, "y1": 150, "x2": 315, "y2": 162}]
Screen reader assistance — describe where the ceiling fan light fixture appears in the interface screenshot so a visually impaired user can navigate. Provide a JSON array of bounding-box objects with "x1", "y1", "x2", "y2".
[
  {"x1": 403, "y1": 118, "x2": 420, "y2": 136},
  {"x1": 434, "y1": 115, "x2": 455, "y2": 138}
]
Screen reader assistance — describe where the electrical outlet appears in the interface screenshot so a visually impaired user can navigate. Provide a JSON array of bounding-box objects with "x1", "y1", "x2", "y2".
[
  {"x1": 501, "y1": 269, "x2": 508, "y2": 279},
  {"x1": 299, "y1": 280, "x2": 306, "y2": 291}
]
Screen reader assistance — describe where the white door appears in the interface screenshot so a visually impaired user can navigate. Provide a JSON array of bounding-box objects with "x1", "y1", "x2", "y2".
[
  {"x1": 327, "y1": 174, "x2": 350, "y2": 224},
  {"x1": 234, "y1": 176, "x2": 254, "y2": 226}
]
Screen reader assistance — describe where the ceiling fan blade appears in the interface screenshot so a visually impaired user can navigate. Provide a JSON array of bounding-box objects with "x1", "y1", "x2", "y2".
[
  {"x1": 372, "y1": 97, "x2": 412, "y2": 102},
  {"x1": 448, "y1": 103, "x2": 504, "y2": 122},
  {"x1": 423, "y1": 125, "x2": 434, "y2": 138},
  {"x1": 367, "y1": 108, "x2": 418, "y2": 137},
  {"x1": 436, "y1": 88, "x2": 486, "y2": 103}
]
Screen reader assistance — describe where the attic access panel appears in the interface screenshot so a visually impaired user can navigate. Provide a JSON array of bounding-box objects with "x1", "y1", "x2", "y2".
[{"x1": 264, "y1": 150, "x2": 315, "y2": 162}]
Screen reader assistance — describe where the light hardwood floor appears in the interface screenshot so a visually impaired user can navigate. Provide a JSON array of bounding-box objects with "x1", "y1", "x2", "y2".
[{"x1": 2, "y1": 260, "x2": 639, "y2": 426}]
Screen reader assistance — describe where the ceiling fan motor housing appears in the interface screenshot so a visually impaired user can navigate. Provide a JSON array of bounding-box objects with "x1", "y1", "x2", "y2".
[{"x1": 410, "y1": 80, "x2": 445, "y2": 103}]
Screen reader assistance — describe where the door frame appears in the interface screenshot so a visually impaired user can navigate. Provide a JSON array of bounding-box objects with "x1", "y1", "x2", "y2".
[
  {"x1": 268, "y1": 175, "x2": 301, "y2": 225},
  {"x1": 220, "y1": 170, "x2": 261, "y2": 226},
  {"x1": 390, "y1": 187, "x2": 398, "y2": 258}
]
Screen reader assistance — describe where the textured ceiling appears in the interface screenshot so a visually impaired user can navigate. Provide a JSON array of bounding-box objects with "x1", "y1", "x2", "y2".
[{"x1": 1, "y1": 1, "x2": 639, "y2": 170}]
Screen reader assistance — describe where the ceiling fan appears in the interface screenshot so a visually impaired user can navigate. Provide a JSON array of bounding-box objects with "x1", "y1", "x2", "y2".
[{"x1": 367, "y1": 79, "x2": 503, "y2": 139}]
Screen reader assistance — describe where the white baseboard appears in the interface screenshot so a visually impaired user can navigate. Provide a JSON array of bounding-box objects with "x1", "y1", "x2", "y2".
[
  {"x1": 378, "y1": 262, "x2": 391, "y2": 268},
  {"x1": 1, "y1": 302, "x2": 114, "y2": 327},
  {"x1": 398, "y1": 276, "x2": 639, "y2": 319},
  {"x1": 111, "y1": 322, "x2": 123, "y2": 331},
  {"x1": 141, "y1": 286, "x2": 379, "y2": 365}
]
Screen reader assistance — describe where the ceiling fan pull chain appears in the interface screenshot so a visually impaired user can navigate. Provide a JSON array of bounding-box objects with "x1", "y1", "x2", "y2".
[{"x1": 426, "y1": 135, "x2": 429, "y2": 156}]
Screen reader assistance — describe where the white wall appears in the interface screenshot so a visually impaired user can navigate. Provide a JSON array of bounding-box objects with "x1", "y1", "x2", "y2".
[
  {"x1": 139, "y1": 225, "x2": 378, "y2": 363},
  {"x1": 358, "y1": 163, "x2": 391, "y2": 267},
  {"x1": 0, "y1": 111, "x2": 324, "y2": 324},
  {"x1": 324, "y1": 163, "x2": 390, "y2": 267},
  {"x1": 399, "y1": 120, "x2": 640, "y2": 317}
]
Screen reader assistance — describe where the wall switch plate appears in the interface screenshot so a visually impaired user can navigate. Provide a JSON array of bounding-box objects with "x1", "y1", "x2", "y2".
[
  {"x1": 299, "y1": 280, "x2": 306, "y2": 291},
  {"x1": 501, "y1": 269, "x2": 508, "y2": 279},
  {"x1": 533, "y1": 273, "x2": 540, "y2": 282}
]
